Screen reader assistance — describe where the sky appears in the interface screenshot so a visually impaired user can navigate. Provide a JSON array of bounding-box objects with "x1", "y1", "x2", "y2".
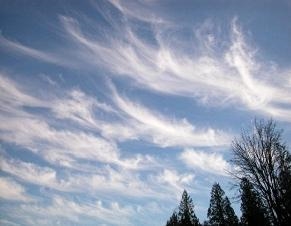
[{"x1": 0, "y1": 0, "x2": 291, "y2": 225}]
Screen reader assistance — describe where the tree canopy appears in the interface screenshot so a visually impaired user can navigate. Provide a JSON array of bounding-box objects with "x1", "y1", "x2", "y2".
[
  {"x1": 207, "y1": 183, "x2": 238, "y2": 226},
  {"x1": 165, "y1": 190, "x2": 200, "y2": 226},
  {"x1": 165, "y1": 119, "x2": 291, "y2": 226},
  {"x1": 240, "y1": 177, "x2": 270, "y2": 226},
  {"x1": 231, "y1": 119, "x2": 291, "y2": 225}
]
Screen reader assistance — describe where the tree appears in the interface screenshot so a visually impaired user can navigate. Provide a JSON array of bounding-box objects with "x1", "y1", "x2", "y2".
[
  {"x1": 231, "y1": 119, "x2": 291, "y2": 225},
  {"x1": 202, "y1": 221, "x2": 210, "y2": 226},
  {"x1": 278, "y1": 152, "x2": 291, "y2": 225},
  {"x1": 207, "y1": 183, "x2": 238, "y2": 226},
  {"x1": 223, "y1": 197, "x2": 239, "y2": 226},
  {"x1": 165, "y1": 190, "x2": 200, "y2": 226},
  {"x1": 239, "y1": 177, "x2": 270, "y2": 226},
  {"x1": 207, "y1": 183, "x2": 225, "y2": 225},
  {"x1": 166, "y1": 211, "x2": 179, "y2": 226},
  {"x1": 178, "y1": 190, "x2": 200, "y2": 226}
]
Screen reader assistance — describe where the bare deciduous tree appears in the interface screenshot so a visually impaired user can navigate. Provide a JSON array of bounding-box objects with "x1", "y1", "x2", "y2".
[{"x1": 231, "y1": 119, "x2": 291, "y2": 226}]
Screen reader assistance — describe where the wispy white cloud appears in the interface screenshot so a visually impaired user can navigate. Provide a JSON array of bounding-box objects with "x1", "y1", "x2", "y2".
[
  {"x1": 0, "y1": 113, "x2": 155, "y2": 170},
  {"x1": 179, "y1": 148, "x2": 231, "y2": 176},
  {"x1": 105, "y1": 0, "x2": 167, "y2": 24},
  {"x1": 0, "y1": 219, "x2": 20, "y2": 226},
  {"x1": 51, "y1": 89, "x2": 115, "y2": 128},
  {"x1": 88, "y1": 165, "x2": 170, "y2": 199},
  {"x1": 0, "y1": 74, "x2": 43, "y2": 114},
  {"x1": 0, "y1": 177, "x2": 32, "y2": 202},
  {"x1": 0, "y1": 155, "x2": 182, "y2": 202},
  {"x1": 1, "y1": 73, "x2": 230, "y2": 157},
  {"x1": 3, "y1": 10, "x2": 290, "y2": 122},
  {"x1": 17, "y1": 196, "x2": 135, "y2": 226},
  {"x1": 0, "y1": 36, "x2": 73, "y2": 67},
  {"x1": 39, "y1": 74, "x2": 58, "y2": 86},
  {"x1": 48, "y1": 80, "x2": 231, "y2": 148},
  {"x1": 0, "y1": 75, "x2": 166, "y2": 207},
  {"x1": 1, "y1": 1, "x2": 290, "y2": 225},
  {"x1": 1, "y1": 114, "x2": 88, "y2": 153},
  {"x1": 155, "y1": 169, "x2": 194, "y2": 193},
  {"x1": 58, "y1": 12, "x2": 291, "y2": 122},
  {"x1": 80, "y1": 163, "x2": 194, "y2": 202},
  {"x1": 0, "y1": 72, "x2": 226, "y2": 210},
  {"x1": 110, "y1": 83, "x2": 230, "y2": 147},
  {"x1": 0, "y1": 74, "x2": 155, "y2": 170},
  {"x1": 0, "y1": 157, "x2": 68, "y2": 191}
]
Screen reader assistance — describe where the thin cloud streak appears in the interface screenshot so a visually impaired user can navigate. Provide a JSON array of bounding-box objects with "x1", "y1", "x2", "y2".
[
  {"x1": 180, "y1": 149, "x2": 231, "y2": 176},
  {"x1": 110, "y1": 82, "x2": 231, "y2": 147},
  {"x1": 59, "y1": 11, "x2": 291, "y2": 122},
  {"x1": 0, "y1": 73, "x2": 228, "y2": 206},
  {"x1": 0, "y1": 74, "x2": 155, "y2": 170},
  {"x1": 0, "y1": 154, "x2": 191, "y2": 201},
  {"x1": 16, "y1": 196, "x2": 135, "y2": 226},
  {"x1": 2, "y1": 2, "x2": 289, "y2": 225},
  {"x1": 2, "y1": 12, "x2": 290, "y2": 122},
  {"x1": 0, "y1": 177, "x2": 33, "y2": 202},
  {"x1": 105, "y1": 0, "x2": 167, "y2": 24},
  {"x1": 1, "y1": 2, "x2": 290, "y2": 122},
  {"x1": 0, "y1": 36, "x2": 60, "y2": 66},
  {"x1": 155, "y1": 169, "x2": 195, "y2": 192},
  {"x1": 0, "y1": 74, "x2": 197, "y2": 202},
  {"x1": 1, "y1": 74, "x2": 230, "y2": 149}
]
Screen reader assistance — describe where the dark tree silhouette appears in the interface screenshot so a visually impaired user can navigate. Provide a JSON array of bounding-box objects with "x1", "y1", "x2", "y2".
[
  {"x1": 231, "y1": 119, "x2": 291, "y2": 225},
  {"x1": 278, "y1": 152, "x2": 291, "y2": 225},
  {"x1": 202, "y1": 221, "x2": 210, "y2": 226},
  {"x1": 178, "y1": 190, "x2": 200, "y2": 226},
  {"x1": 165, "y1": 190, "x2": 200, "y2": 226},
  {"x1": 240, "y1": 177, "x2": 270, "y2": 226},
  {"x1": 207, "y1": 183, "x2": 225, "y2": 225},
  {"x1": 207, "y1": 183, "x2": 238, "y2": 226},
  {"x1": 166, "y1": 211, "x2": 179, "y2": 226},
  {"x1": 223, "y1": 197, "x2": 239, "y2": 226}
]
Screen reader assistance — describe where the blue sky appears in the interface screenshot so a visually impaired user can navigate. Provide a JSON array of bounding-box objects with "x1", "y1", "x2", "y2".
[{"x1": 0, "y1": 0, "x2": 291, "y2": 225}]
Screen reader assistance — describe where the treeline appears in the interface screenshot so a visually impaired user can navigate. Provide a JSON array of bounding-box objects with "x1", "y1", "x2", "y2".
[{"x1": 165, "y1": 119, "x2": 291, "y2": 226}]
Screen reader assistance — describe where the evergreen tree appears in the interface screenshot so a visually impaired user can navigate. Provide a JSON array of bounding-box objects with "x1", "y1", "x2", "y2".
[
  {"x1": 207, "y1": 183, "x2": 226, "y2": 226},
  {"x1": 165, "y1": 190, "x2": 200, "y2": 226},
  {"x1": 224, "y1": 197, "x2": 239, "y2": 225},
  {"x1": 178, "y1": 190, "x2": 200, "y2": 226},
  {"x1": 202, "y1": 220, "x2": 210, "y2": 226},
  {"x1": 166, "y1": 211, "x2": 179, "y2": 226},
  {"x1": 207, "y1": 183, "x2": 238, "y2": 226},
  {"x1": 240, "y1": 177, "x2": 270, "y2": 226}
]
